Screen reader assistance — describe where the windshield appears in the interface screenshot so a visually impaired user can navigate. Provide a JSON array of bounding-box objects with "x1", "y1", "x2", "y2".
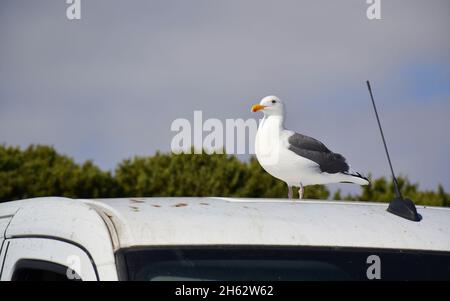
[{"x1": 119, "y1": 246, "x2": 450, "y2": 281}]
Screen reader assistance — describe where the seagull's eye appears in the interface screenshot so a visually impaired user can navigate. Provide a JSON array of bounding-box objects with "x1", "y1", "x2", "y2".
[{"x1": 271, "y1": 100, "x2": 276, "y2": 104}]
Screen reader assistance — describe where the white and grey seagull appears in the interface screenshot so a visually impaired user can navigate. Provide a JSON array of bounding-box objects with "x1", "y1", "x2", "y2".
[{"x1": 251, "y1": 95, "x2": 369, "y2": 199}]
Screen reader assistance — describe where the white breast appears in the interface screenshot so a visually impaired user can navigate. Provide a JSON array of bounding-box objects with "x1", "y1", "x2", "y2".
[{"x1": 255, "y1": 117, "x2": 319, "y2": 186}]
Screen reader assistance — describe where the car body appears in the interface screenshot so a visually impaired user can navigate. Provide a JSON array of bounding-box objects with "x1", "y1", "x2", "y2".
[{"x1": 1, "y1": 197, "x2": 449, "y2": 281}]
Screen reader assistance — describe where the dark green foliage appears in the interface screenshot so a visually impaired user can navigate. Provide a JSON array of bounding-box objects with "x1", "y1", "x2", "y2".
[
  {"x1": 332, "y1": 174, "x2": 450, "y2": 207},
  {"x1": 115, "y1": 151, "x2": 248, "y2": 197},
  {"x1": 115, "y1": 153, "x2": 329, "y2": 199},
  {"x1": 0, "y1": 144, "x2": 448, "y2": 207},
  {"x1": 0, "y1": 145, "x2": 117, "y2": 201}
]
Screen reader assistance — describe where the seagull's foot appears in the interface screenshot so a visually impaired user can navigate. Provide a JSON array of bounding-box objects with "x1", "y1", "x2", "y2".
[
  {"x1": 298, "y1": 183, "x2": 304, "y2": 200},
  {"x1": 287, "y1": 185, "x2": 293, "y2": 199}
]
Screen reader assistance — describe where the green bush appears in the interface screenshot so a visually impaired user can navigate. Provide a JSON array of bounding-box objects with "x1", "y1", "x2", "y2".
[
  {"x1": 0, "y1": 144, "x2": 448, "y2": 206},
  {"x1": 115, "y1": 152, "x2": 329, "y2": 199},
  {"x1": 0, "y1": 145, "x2": 117, "y2": 201},
  {"x1": 333, "y1": 174, "x2": 450, "y2": 207}
]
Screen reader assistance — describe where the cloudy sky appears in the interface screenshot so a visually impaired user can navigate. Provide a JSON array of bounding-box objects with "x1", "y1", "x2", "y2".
[{"x1": 1, "y1": 0, "x2": 449, "y2": 195}]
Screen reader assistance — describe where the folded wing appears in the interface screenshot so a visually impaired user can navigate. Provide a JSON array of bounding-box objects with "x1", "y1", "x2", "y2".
[{"x1": 287, "y1": 132, "x2": 350, "y2": 174}]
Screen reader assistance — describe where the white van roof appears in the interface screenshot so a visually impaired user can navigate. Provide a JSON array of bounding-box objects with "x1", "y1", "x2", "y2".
[{"x1": 2, "y1": 197, "x2": 450, "y2": 254}]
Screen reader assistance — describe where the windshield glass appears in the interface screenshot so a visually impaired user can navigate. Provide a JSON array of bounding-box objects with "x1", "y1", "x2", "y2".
[{"x1": 120, "y1": 247, "x2": 450, "y2": 281}]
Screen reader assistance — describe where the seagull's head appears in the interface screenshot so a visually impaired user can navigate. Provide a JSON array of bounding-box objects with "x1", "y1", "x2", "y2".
[{"x1": 251, "y1": 95, "x2": 284, "y2": 116}]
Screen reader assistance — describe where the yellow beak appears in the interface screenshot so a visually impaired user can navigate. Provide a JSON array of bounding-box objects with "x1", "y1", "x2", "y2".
[{"x1": 251, "y1": 104, "x2": 266, "y2": 112}]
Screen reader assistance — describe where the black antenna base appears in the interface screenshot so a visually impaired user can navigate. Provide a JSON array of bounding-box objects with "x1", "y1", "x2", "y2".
[{"x1": 387, "y1": 198, "x2": 421, "y2": 222}]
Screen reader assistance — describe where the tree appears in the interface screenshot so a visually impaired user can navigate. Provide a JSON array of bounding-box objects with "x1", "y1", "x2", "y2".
[
  {"x1": 115, "y1": 152, "x2": 329, "y2": 198},
  {"x1": 0, "y1": 144, "x2": 116, "y2": 202},
  {"x1": 338, "y1": 174, "x2": 449, "y2": 207},
  {"x1": 1, "y1": 144, "x2": 448, "y2": 206}
]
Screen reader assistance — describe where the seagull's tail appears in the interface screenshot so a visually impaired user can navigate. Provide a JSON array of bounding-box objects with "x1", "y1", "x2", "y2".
[{"x1": 341, "y1": 171, "x2": 370, "y2": 186}]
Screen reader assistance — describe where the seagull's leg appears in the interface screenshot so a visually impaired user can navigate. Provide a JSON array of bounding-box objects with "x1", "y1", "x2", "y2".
[
  {"x1": 298, "y1": 182, "x2": 304, "y2": 200},
  {"x1": 287, "y1": 185, "x2": 293, "y2": 199}
]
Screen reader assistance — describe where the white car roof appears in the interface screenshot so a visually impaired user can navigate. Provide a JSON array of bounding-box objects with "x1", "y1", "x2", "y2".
[{"x1": 2, "y1": 197, "x2": 450, "y2": 253}]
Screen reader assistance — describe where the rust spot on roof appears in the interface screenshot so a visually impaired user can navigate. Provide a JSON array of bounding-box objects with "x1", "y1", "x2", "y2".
[
  {"x1": 129, "y1": 205, "x2": 140, "y2": 212},
  {"x1": 152, "y1": 204, "x2": 161, "y2": 208},
  {"x1": 173, "y1": 203, "x2": 188, "y2": 208},
  {"x1": 130, "y1": 198, "x2": 145, "y2": 203},
  {"x1": 199, "y1": 202, "x2": 209, "y2": 206}
]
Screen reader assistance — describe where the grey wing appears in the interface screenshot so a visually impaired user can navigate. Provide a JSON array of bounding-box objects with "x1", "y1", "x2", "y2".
[
  {"x1": 287, "y1": 132, "x2": 349, "y2": 174},
  {"x1": 288, "y1": 132, "x2": 331, "y2": 153}
]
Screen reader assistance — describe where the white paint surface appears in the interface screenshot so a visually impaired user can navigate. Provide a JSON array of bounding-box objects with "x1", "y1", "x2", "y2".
[{"x1": 1, "y1": 196, "x2": 449, "y2": 281}]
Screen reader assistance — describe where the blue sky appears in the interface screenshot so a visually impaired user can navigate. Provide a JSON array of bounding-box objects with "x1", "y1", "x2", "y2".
[{"x1": 1, "y1": 0, "x2": 449, "y2": 195}]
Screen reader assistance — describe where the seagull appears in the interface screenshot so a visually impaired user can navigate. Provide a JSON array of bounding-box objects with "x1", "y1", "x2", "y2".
[{"x1": 251, "y1": 95, "x2": 369, "y2": 199}]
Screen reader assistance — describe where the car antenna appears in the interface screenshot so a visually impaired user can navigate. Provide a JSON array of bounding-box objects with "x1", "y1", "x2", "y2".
[{"x1": 366, "y1": 81, "x2": 421, "y2": 222}]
